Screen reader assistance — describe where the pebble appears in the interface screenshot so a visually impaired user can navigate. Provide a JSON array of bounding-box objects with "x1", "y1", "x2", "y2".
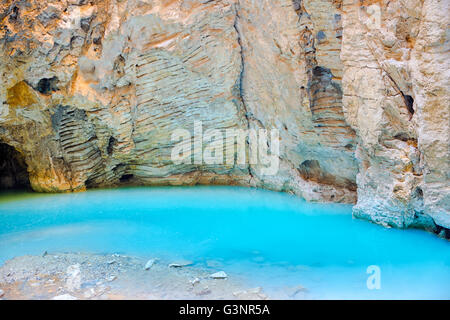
[
  {"x1": 106, "y1": 275, "x2": 117, "y2": 282},
  {"x1": 209, "y1": 271, "x2": 228, "y2": 279},
  {"x1": 144, "y1": 259, "x2": 157, "y2": 270},
  {"x1": 52, "y1": 294, "x2": 78, "y2": 300},
  {"x1": 0, "y1": 289, "x2": 4, "y2": 297},
  {"x1": 168, "y1": 260, "x2": 193, "y2": 268}
]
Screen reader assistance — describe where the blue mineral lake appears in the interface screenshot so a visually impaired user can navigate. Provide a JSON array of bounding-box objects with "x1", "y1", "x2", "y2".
[{"x1": 0, "y1": 186, "x2": 448, "y2": 299}]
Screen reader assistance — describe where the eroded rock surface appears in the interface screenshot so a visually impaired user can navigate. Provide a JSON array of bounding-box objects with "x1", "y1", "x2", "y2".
[
  {"x1": 341, "y1": 0, "x2": 449, "y2": 231},
  {"x1": 0, "y1": 0, "x2": 448, "y2": 233}
]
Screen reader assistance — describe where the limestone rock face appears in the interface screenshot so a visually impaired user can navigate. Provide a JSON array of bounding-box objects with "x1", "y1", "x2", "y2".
[
  {"x1": 236, "y1": 0, "x2": 357, "y2": 202},
  {"x1": 0, "y1": 0, "x2": 448, "y2": 232},
  {"x1": 341, "y1": 0, "x2": 449, "y2": 231}
]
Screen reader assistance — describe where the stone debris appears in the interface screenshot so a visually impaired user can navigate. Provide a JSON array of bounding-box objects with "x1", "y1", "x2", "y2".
[{"x1": 0, "y1": 253, "x2": 266, "y2": 300}]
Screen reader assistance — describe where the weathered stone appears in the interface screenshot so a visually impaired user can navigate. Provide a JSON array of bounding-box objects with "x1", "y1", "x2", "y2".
[
  {"x1": 144, "y1": 259, "x2": 157, "y2": 270},
  {"x1": 341, "y1": 0, "x2": 449, "y2": 231}
]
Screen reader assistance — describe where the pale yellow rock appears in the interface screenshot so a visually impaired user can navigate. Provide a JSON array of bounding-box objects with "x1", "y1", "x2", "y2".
[{"x1": 341, "y1": 0, "x2": 449, "y2": 230}]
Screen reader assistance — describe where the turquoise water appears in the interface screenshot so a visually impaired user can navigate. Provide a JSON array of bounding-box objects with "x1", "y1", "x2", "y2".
[{"x1": 0, "y1": 186, "x2": 448, "y2": 299}]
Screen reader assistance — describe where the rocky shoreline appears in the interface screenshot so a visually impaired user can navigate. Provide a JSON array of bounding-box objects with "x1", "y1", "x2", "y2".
[{"x1": 0, "y1": 252, "x2": 276, "y2": 300}]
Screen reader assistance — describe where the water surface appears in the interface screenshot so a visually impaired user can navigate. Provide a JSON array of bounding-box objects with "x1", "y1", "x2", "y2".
[{"x1": 0, "y1": 187, "x2": 448, "y2": 299}]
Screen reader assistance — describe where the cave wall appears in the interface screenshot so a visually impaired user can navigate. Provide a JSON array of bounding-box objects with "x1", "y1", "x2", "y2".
[
  {"x1": 341, "y1": 0, "x2": 449, "y2": 231},
  {"x1": 0, "y1": 143, "x2": 30, "y2": 190},
  {"x1": 0, "y1": 0, "x2": 448, "y2": 232}
]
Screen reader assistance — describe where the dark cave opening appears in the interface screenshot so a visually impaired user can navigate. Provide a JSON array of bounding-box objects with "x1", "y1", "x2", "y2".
[
  {"x1": 0, "y1": 143, "x2": 31, "y2": 191},
  {"x1": 119, "y1": 174, "x2": 134, "y2": 183}
]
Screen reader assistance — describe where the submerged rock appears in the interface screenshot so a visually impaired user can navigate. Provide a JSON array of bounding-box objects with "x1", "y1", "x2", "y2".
[
  {"x1": 144, "y1": 259, "x2": 157, "y2": 270},
  {"x1": 284, "y1": 285, "x2": 308, "y2": 298},
  {"x1": 0, "y1": 253, "x2": 266, "y2": 300},
  {"x1": 168, "y1": 260, "x2": 193, "y2": 268},
  {"x1": 209, "y1": 271, "x2": 228, "y2": 279}
]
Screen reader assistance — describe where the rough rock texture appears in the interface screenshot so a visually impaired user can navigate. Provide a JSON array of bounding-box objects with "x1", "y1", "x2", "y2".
[
  {"x1": 0, "y1": 0, "x2": 448, "y2": 233},
  {"x1": 341, "y1": 0, "x2": 449, "y2": 232},
  {"x1": 236, "y1": 0, "x2": 357, "y2": 201}
]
